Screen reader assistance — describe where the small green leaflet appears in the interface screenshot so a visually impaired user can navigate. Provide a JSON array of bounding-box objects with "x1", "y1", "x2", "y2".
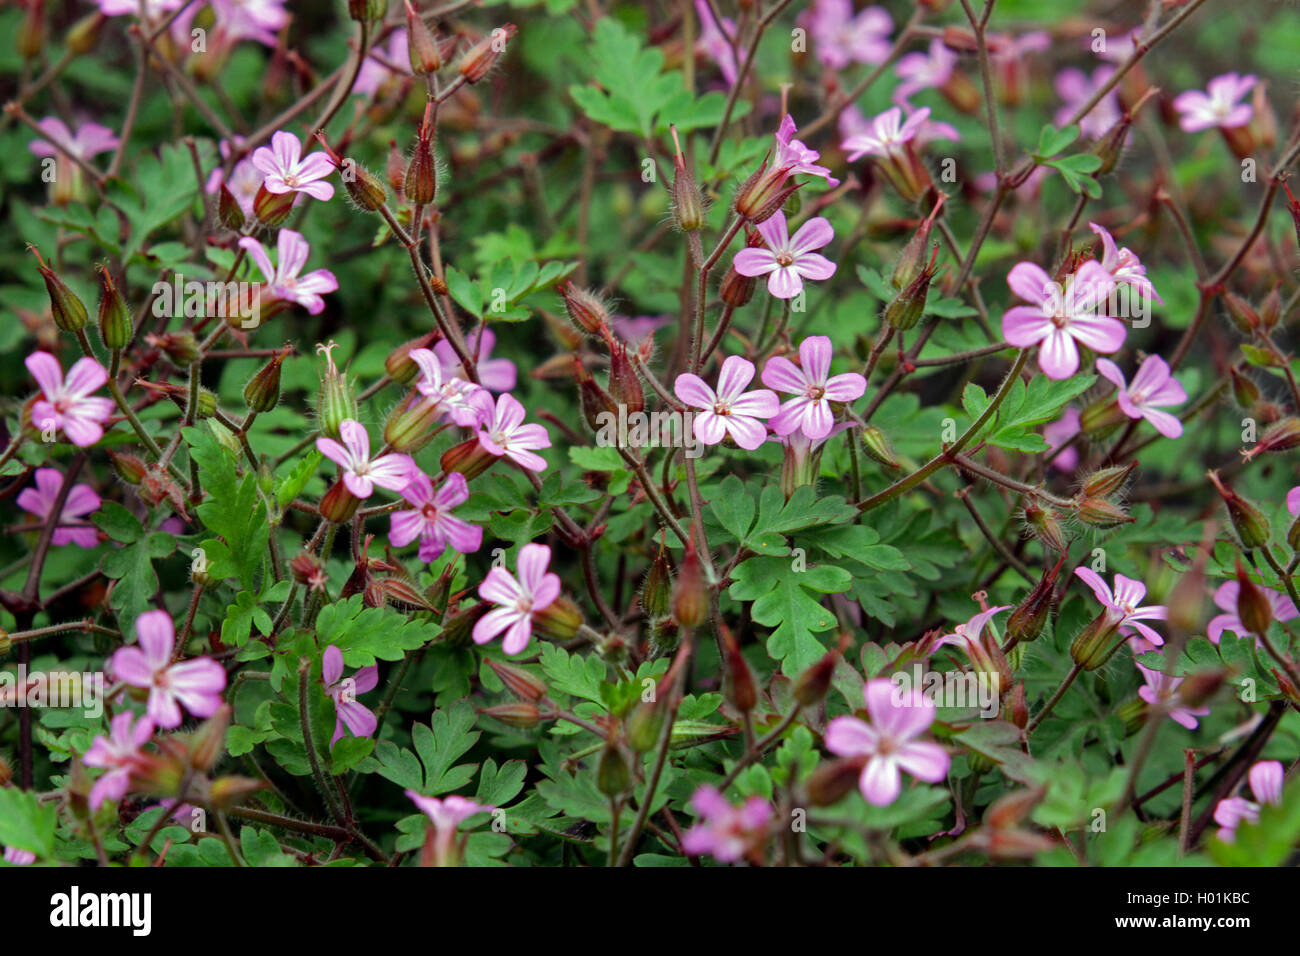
[
  {"x1": 961, "y1": 373, "x2": 1094, "y2": 452},
  {"x1": 709, "y1": 476, "x2": 857, "y2": 556},
  {"x1": 728, "y1": 556, "x2": 852, "y2": 676}
]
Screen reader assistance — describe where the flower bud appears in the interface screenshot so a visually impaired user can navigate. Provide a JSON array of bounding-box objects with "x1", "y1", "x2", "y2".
[
  {"x1": 794, "y1": 646, "x2": 838, "y2": 707},
  {"x1": 386, "y1": 139, "x2": 406, "y2": 195},
  {"x1": 596, "y1": 740, "x2": 631, "y2": 796},
  {"x1": 1117, "y1": 696, "x2": 1149, "y2": 735},
  {"x1": 892, "y1": 198, "x2": 945, "y2": 289},
  {"x1": 67, "y1": 12, "x2": 105, "y2": 56},
  {"x1": 1231, "y1": 368, "x2": 1261, "y2": 409},
  {"x1": 1208, "y1": 470, "x2": 1270, "y2": 549},
  {"x1": 319, "y1": 479, "x2": 361, "y2": 524},
  {"x1": 1234, "y1": 562, "x2": 1273, "y2": 636},
  {"x1": 805, "y1": 757, "x2": 863, "y2": 806},
  {"x1": 1246, "y1": 417, "x2": 1300, "y2": 460},
  {"x1": 1091, "y1": 112, "x2": 1132, "y2": 176},
  {"x1": 439, "y1": 436, "x2": 497, "y2": 480},
  {"x1": 733, "y1": 159, "x2": 801, "y2": 223},
  {"x1": 405, "y1": 115, "x2": 438, "y2": 205},
  {"x1": 146, "y1": 331, "x2": 201, "y2": 367},
  {"x1": 244, "y1": 347, "x2": 289, "y2": 412},
  {"x1": 342, "y1": 159, "x2": 388, "y2": 211},
  {"x1": 187, "y1": 705, "x2": 231, "y2": 773},
  {"x1": 95, "y1": 265, "x2": 132, "y2": 350},
  {"x1": 719, "y1": 263, "x2": 757, "y2": 308},
  {"x1": 253, "y1": 183, "x2": 295, "y2": 226},
  {"x1": 385, "y1": 393, "x2": 442, "y2": 454},
  {"x1": 385, "y1": 332, "x2": 439, "y2": 385},
  {"x1": 1223, "y1": 291, "x2": 1260, "y2": 335},
  {"x1": 442, "y1": 601, "x2": 490, "y2": 647},
  {"x1": 858, "y1": 425, "x2": 900, "y2": 469},
  {"x1": 1079, "y1": 395, "x2": 1129, "y2": 439},
  {"x1": 560, "y1": 282, "x2": 610, "y2": 336},
  {"x1": 672, "y1": 539, "x2": 707, "y2": 629},
  {"x1": 316, "y1": 342, "x2": 358, "y2": 440},
  {"x1": 207, "y1": 775, "x2": 265, "y2": 810},
  {"x1": 32, "y1": 247, "x2": 88, "y2": 332},
  {"x1": 641, "y1": 538, "x2": 672, "y2": 619},
  {"x1": 533, "y1": 595, "x2": 583, "y2": 641},
  {"x1": 1010, "y1": 681, "x2": 1029, "y2": 729},
  {"x1": 458, "y1": 24, "x2": 516, "y2": 83},
  {"x1": 348, "y1": 0, "x2": 387, "y2": 22},
  {"x1": 406, "y1": 0, "x2": 442, "y2": 74},
  {"x1": 218, "y1": 183, "x2": 245, "y2": 230},
  {"x1": 669, "y1": 125, "x2": 705, "y2": 231},
  {"x1": 608, "y1": 341, "x2": 644, "y2": 415},
  {"x1": 1074, "y1": 496, "x2": 1134, "y2": 527},
  {"x1": 721, "y1": 626, "x2": 757, "y2": 714},
  {"x1": 1006, "y1": 558, "x2": 1061, "y2": 645},
  {"x1": 109, "y1": 451, "x2": 148, "y2": 485},
  {"x1": 481, "y1": 702, "x2": 541, "y2": 729},
  {"x1": 290, "y1": 551, "x2": 324, "y2": 588},
  {"x1": 1023, "y1": 500, "x2": 1068, "y2": 554},
  {"x1": 487, "y1": 659, "x2": 548, "y2": 702},
  {"x1": 1070, "y1": 607, "x2": 1125, "y2": 670},
  {"x1": 1080, "y1": 461, "x2": 1136, "y2": 499},
  {"x1": 626, "y1": 697, "x2": 665, "y2": 752},
  {"x1": 1180, "y1": 669, "x2": 1227, "y2": 709},
  {"x1": 884, "y1": 243, "x2": 938, "y2": 330},
  {"x1": 1259, "y1": 286, "x2": 1282, "y2": 331}
]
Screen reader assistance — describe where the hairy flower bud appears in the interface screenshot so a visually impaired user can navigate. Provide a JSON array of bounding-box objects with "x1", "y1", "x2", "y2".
[
  {"x1": 859, "y1": 425, "x2": 900, "y2": 469},
  {"x1": 1247, "y1": 417, "x2": 1300, "y2": 460},
  {"x1": 1006, "y1": 558, "x2": 1062, "y2": 645},
  {"x1": 1234, "y1": 562, "x2": 1273, "y2": 636},
  {"x1": 559, "y1": 282, "x2": 610, "y2": 336},
  {"x1": 608, "y1": 341, "x2": 644, "y2": 415},
  {"x1": 439, "y1": 436, "x2": 497, "y2": 480},
  {"x1": 146, "y1": 331, "x2": 201, "y2": 367},
  {"x1": 1023, "y1": 500, "x2": 1068, "y2": 554},
  {"x1": 794, "y1": 646, "x2": 838, "y2": 707},
  {"x1": 67, "y1": 12, "x2": 105, "y2": 56},
  {"x1": 641, "y1": 538, "x2": 672, "y2": 619},
  {"x1": 804, "y1": 757, "x2": 863, "y2": 806},
  {"x1": 458, "y1": 24, "x2": 516, "y2": 83},
  {"x1": 384, "y1": 393, "x2": 442, "y2": 453},
  {"x1": 626, "y1": 697, "x2": 665, "y2": 752},
  {"x1": 244, "y1": 347, "x2": 289, "y2": 412},
  {"x1": 1080, "y1": 461, "x2": 1136, "y2": 499},
  {"x1": 1079, "y1": 395, "x2": 1129, "y2": 439},
  {"x1": 487, "y1": 659, "x2": 548, "y2": 703},
  {"x1": 1223, "y1": 291, "x2": 1260, "y2": 335},
  {"x1": 253, "y1": 182, "x2": 296, "y2": 226},
  {"x1": 1070, "y1": 606, "x2": 1125, "y2": 670},
  {"x1": 32, "y1": 247, "x2": 88, "y2": 332},
  {"x1": 217, "y1": 183, "x2": 245, "y2": 230},
  {"x1": 481, "y1": 702, "x2": 541, "y2": 729},
  {"x1": 95, "y1": 265, "x2": 132, "y2": 350},
  {"x1": 316, "y1": 342, "x2": 358, "y2": 440},
  {"x1": 595, "y1": 740, "x2": 631, "y2": 796},
  {"x1": 405, "y1": 1, "x2": 443, "y2": 74},
  {"x1": 672, "y1": 539, "x2": 707, "y2": 629},
  {"x1": 733, "y1": 158, "x2": 801, "y2": 223},
  {"x1": 405, "y1": 113, "x2": 438, "y2": 205},
  {"x1": 533, "y1": 595, "x2": 583, "y2": 641},
  {"x1": 884, "y1": 243, "x2": 938, "y2": 330},
  {"x1": 342, "y1": 159, "x2": 388, "y2": 211},
  {"x1": 1208, "y1": 469, "x2": 1270, "y2": 549},
  {"x1": 385, "y1": 332, "x2": 438, "y2": 385},
  {"x1": 721, "y1": 625, "x2": 757, "y2": 714},
  {"x1": 319, "y1": 479, "x2": 361, "y2": 524},
  {"x1": 109, "y1": 451, "x2": 148, "y2": 485},
  {"x1": 1074, "y1": 496, "x2": 1134, "y2": 527},
  {"x1": 1230, "y1": 368, "x2": 1261, "y2": 410},
  {"x1": 290, "y1": 551, "x2": 324, "y2": 588},
  {"x1": 669, "y1": 125, "x2": 705, "y2": 231}
]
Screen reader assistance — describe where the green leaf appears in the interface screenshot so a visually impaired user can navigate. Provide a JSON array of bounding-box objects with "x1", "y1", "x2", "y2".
[
  {"x1": 275, "y1": 450, "x2": 321, "y2": 510},
  {"x1": 186, "y1": 423, "x2": 268, "y2": 590},
  {"x1": 1035, "y1": 124, "x2": 1080, "y2": 159},
  {"x1": 0, "y1": 787, "x2": 57, "y2": 857},
  {"x1": 729, "y1": 556, "x2": 852, "y2": 675},
  {"x1": 708, "y1": 477, "x2": 856, "y2": 556},
  {"x1": 315, "y1": 595, "x2": 441, "y2": 666},
  {"x1": 364, "y1": 701, "x2": 480, "y2": 795},
  {"x1": 100, "y1": 530, "x2": 176, "y2": 634},
  {"x1": 538, "y1": 642, "x2": 608, "y2": 704},
  {"x1": 92, "y1": 501, "x2": 143, "y2": 543}
]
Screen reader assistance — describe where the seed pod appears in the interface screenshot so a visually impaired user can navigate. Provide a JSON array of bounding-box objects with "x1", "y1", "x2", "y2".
[
  {"x1": 94, "y1": 264, "x2": 131, "y2": 348},
  {"x1": 1208, "y1": 470, "x2": 1270, "y2": 549},
  {"x1": 733, "y1": 158, "x2": 801, "y2": 224},
  {"x1": 244, "y1": 347, "x2": 289, "y2": 412},
  {"x1": 32, "y1": 247, "x2": 88, "y2": 332}
]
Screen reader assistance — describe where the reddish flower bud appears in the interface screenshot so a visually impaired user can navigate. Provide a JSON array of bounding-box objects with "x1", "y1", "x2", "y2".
[
  {"x1": 109, "y1": 451, "x2": 148, "y2": 485},
  {"x1": 218, "y1": 183, "x2": 245, "y2": 230},
  {"x1": 672, "y1": 538, "x2": 707, "y2": 629},
  {"x1": 804, "y1": 757, "x2": 864, "y2": 806},
  {"x1": 1234, "y1": 562, "x2": 1273, "y2": 636},
  {"x1": 721, "y1": 625, "x2": 757, "y2": 714},
  {"x1": 243, "y1": 346, "x2": 290, "y2": 411},
  {"x1": 458, "y1": 24, "x2": 516, "y2": 83},
  {"x1": 405, "y1": 108, "x2": 438, "y2": 205},
  {"x1": 439, "y1": 436, "x2": 497, "y2": 480},
  {"x1": 405, "y1": 0, "x2": 442, "y2": 74},
  {"x1": 253, "y1": 182, "x2": 296, "y2": 226},
  {"x1": 481, "y1": 702, "x2": 541, "y2": 729},
  {"x1": 487, "y1": 659, "x2": 548, "y2": 703},
  {"x1": 559, "y1": 281, "x2": 610, "y2": 336},
  {"x1": 1208, "y1": 469, "x2": 1270, "y2": 549},
  {"x1": 1080, "y1": 461, "x2": 1137, "y2": 499},
  {"x1": 669, "y1": 125, "x2": 706, "y2": 231},
  {"x1": 1074, "y1": 496, "x2": 1134, "y2": 528},
  {"x1": 319, "y1": 479, "x2": 361, "y2": 524},
  {"x1": 608, "y1": 341, "x2": 644, "y2": 415},
  {"x1": 733, "y1": 158, "x2": 801, "y2": 223},
  {"x1": 31, "y1": 246, "x2": 88, "y2": 332}
]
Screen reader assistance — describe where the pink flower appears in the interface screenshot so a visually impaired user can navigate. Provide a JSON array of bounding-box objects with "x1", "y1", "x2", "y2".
[
  {"x1": 695, "y1": 0, "x2": 739, "y2": 86},
  {"x1": 354, "y1": 30, "x2": 410, "y2": 97},
  {"x1": 404, "y1": 790, "x2": 494, "y2": 866},
  {"x1": 674, "y1": 355, "x2": 779, "y2": 450},
  {"x1": 409, "y1": 348, "x2": 492, "y2": 427},
  {"x1": 894, "y1": 38, "x2": 956, "y2": 102},
  {"x1": 1214, "y1": 760, "x2": 1283, "y2": 842},
  {"x1": 476, "y1": 393, "x2": 551, "y2": 471},
  {"x1": 1095, "y1": 356, "x2": 1186, "y2": 439},
  {"x1": 732, "y1": 211, "x2": 837, "y2": 300},
  {"x1": 774, "y1": 115, "x2": 840, "y2": 186},
  {"x1": 1074, "y1": 568, "x2": 1167, "y2": 647},
  {"x1": 681, "y1": 786, "x2": 772, "y2": 863},
  {"x1": 611, "y1": 314, "x2": 670, "y2": 345},
  {"x1": 1207, "y1": 580, "x2": 1297, "y2": 644},
  {"x1": 17, "y1": 468, "x2": 101, "y2": 548},
  {"x1": 473, "y1": 543, "x2": 561, "y2": 655},
  {"x1": 238, "y1": 228, "x2": 338, "y2": 315},
  {"x1": 1288, "y1": 486, "x2": 1300, "y2": 517},
  {"x1": 1001, "y1": 260, "x2": 1125, "y2": 379},
  {"x1": 316, "y1": 420, "x2": 414, "y2": 499},
  {"x1": 1054, "y1": 66, "x2": 1121, "y2": 139},
  {"x1": 322, "y1": 645, "x2": 379, "y2": 747},
  {"x1": 1044, "y1": 406, "x2": 1081, "y2": 471},
  {"x1": 109, "y1": 609, "x2": 227, "y2": 729},
  {"x1": 801, "y1": 0, "x2": 892, "y2": 70},
  {"x1": 96, "y1": 0, "x2": 183, "y2": 17},
  {"x1": 207, "y1": 0, "x2": 288, "y2": 48},
  {"x1": 82, "y1": 711, "x2": 155, "y2": 810},
  {"x1": 761, "y1": 335, "x2": 865, "y2": 440},
  {"x1": 825, "y1": 679, "x2": 949, "y2": 806},
  {"x1": 25, "y1": 352, "x2": 115, "y2": 448},
  {"x1": 433, "y1": 326, "x2": 517, "y2": 393},
  {"x1": 206, "y1": 139, "x2": 262, "y2": 219},
  {"x1": 1089, "y1": 222, "x2": 1163, "y2": 304},
  {"x1": 841, "y1": 105, "x2": 929, "y2": 161},
  {"x1": 390, "y1": 472, "x2": 482, "y2": 562},
  {"x1": 1174, "y1": 73, "x2": 1256, "y2": 132},
  {"x1": 1135, "y1": 663, "x2": 1210, "y2": 730},
  {"x1": 28, "y1": 117, "x2": 119, "y2": 162},
  {"x1": 934, "y1": 604, "x2": 1012, "y2": 655},
  {"x1": 250, "y1": 130, "x2": 335, "y2": 201},
  {"x1": 3, "y1": 847, "x2": 36, "y2": 865}
]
